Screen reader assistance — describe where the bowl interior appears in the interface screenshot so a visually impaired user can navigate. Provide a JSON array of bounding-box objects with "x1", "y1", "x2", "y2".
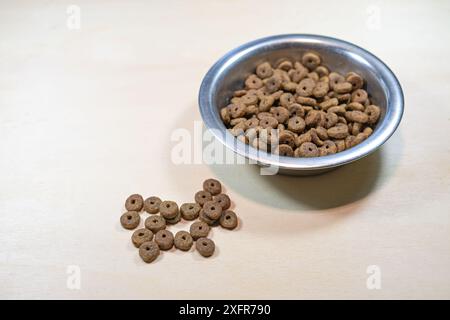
[{"x1": 200, "y1": 35, "x2": 403, "y2": 171}]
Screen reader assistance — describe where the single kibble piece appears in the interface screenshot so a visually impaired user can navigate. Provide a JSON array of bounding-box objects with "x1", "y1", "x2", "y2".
[
  {"x1": 195, "y1": 190, "x2": 213, "y2": 206},
  {"x1": 144, "y1": 215, "x2": 166, "y2": 233},
  {"x1": 203, "y1": 200, "x2": 222, "y2": 220},
  {"x1": 203, "y1": 178, "x2": 222, "y2": 195},
  {"x1": 302, "y1": 52, "x2": 321, "y2": 70},
  {"x1": 159, "y1": 200, "x2": 179, "y2": 219},
  {"x1": 295, "y1": 142, "x2": 319, "y2": 158},
  {"x1": 199, "y1": 209, "x2": 218, "y2": 226},
  {"x1": 143, "y1": 196, "x2": 162, "y2": 214},
  {"x1": 125, "y1": 194, "x2": 144, "y2": 212},
  {"x1": 131, "y1": 228, "x2": 153, "y2": 248},
  {"x1": 165, "y1": 211, "x2": 181, "y2": 225},
  {"x1": 155, "y1": 229, "x2": 174, "y2": 251},
  {"x1": 190, "y1": 221, "x2": 210, "y2": 240},
  {"x1": 180, "y1": 203, "x2": 201, "y2": 220},
  {"x1": 139, "y1": 241, "x2": 160, "y2": 263},
  {"x1": 196, "y1": 238, "x2": 215, "y2": 258},
  {"x1": 214, "y1": 194, "x2": 231, "y2": 210},
  {"x1": 120, "y1": 211, "x2": 140, "y2": 230},
  {"x1": 219, "y1": 210, "x2": 238, "y2": 230},
  {"x1": 174, "y1": 231, "x2": 194, "y2": 251}
]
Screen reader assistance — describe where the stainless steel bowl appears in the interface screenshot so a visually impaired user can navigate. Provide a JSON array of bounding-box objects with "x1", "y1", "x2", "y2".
[{"x1": 198, "y1": 34, "x2": 404, "y2": 175}]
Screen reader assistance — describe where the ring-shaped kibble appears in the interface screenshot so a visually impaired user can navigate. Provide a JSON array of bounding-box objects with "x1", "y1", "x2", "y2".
[
  {"x1": 131, "y1": 228, "x2": 153, "y2": 248},
  {"x1": 203, "y1": 178, "x2": 222, "y2": 195},
  {"x1": 321, "y1": 140, "x2": 337, "y2": 155},
  {"x1": 278, "y1": 131, "x2": 296, "y2": 148},
  {"x1": 139, "y1": 241, "x2": 160, "y2": 263},
  {"x1": 327, "y1": 124, "x2": 349, "y2": 139},
  {"x1": 229, "y1": 103, "x2": 246, "y2": 118},
  {"x1": 258, "y1": 95, "x2": 275, "y2": 112},
  {"x1": 144, "y1": 215, "x2": 166, "y2": 233},
  {"x1": 289, "y1": 67, "x2": 308, "y2": 83},
  {"x1": 296, "y1": 142, "x2": 319, "y2": 158},
  {"x1": 245, "y1": 74, "x2": 263, "y2": 90},
  {"x1": 351, "y1": 89, "x2": 368, "y2": 104},
  {"x1": 346, "y1": 72, "x2": 364, "y2": 90},
  {"x1": 315, "y1": 65, "x2": 329, "y2": 77},
  {"x1": 259, "y1": 116, "x2": 278, "y2": 129},
  {"x1": 333, "y1": 82, "x2": 353, "y2": 94},
  {"x1": 365, "y1": 105, "x2": 381, "y2": 124},
  {"x1": 325, "y1": 112, "x2": 339, "y2": 129},
  {"x1": 120, "y1": 211, "x2": 140, "y2": 230},
  {"x1": 143, "y1": 196, "x2": 162, "y2": 214},
  {"x1": 245, "y1": 117, "x2": 259, "y2": 128},
  {"x1": 264, "y1": 76, "x2": 281, "y2": 93},
  {"x1": 287, "y1": 116, "x2": 305, "y2": 133},
  {"x1": 279, "y1": 92, "x2": 295, "y2": 107},
  {"x1": 155, "y1": 229, "x2": 174, "y2": 251},
  {"x1": 219, "y1": 210, "x2": 238, "y2": 230},
  {"x1": 305, "y1": 110, "x2": 321, "y2": 127},
  {"x1": 274, "y1": 144, "x2": 294, "y2": 157},
  {"x1": 174, "y1": 231, "x2": 194, "y2": 251},
  {"x1": 241, "y1": 93, "x2": 258, "y2": 106},
  {"x1": 329, "y1": 72, "x2": 345, "y2": 89},
  {"x1": 180, "y1": 202, "x2": 201, "y2": 220},
  {"x1": 196, "y1": 238, "x2": 215, "y2": 258},
  {"x1": 345, "y1": 111, "x2": 369, "y2": 124},
  {"x1": 301, "y1": 52, "x2": 321, "y2": 70},
  {"x1": 214, "y1": 193, "x2": 231, "y2": 211},
  {"x1": 203, "y1": 200, "x2": 222, "y2": 221},
  {"x1": 288, "y1": 103, "x2": 304, "y2": 117},
  {"x1": 190, "y1": 221, "x2": 210, "y2": 240},
  {"x1": 165, "y1": 211, "x2": 181, "y2": 225},
  {"x1": 313, "y1": 81, "x2": 329, "y2": 98},
  {"x1": 270, "y1": 107, "x2": 289, "y2": 124},
  {"x1": 256, "y1": 62, "x2": 273, "y2": 79},
  {"x1": 125, "y1": 194, "x2": 144, "y2": 212},
  {"x1": 199, "y1": 209, "x2": 217, "y2": 226},
  {"x1": 195, "y1": 190, "x2": 212, "y2": 206},
  {"x1": 296, "y1": 78, "x2": 315, "y2": 97},
  {"x1": 159, "y1": 200, "x2": 179, "y2": 219}
]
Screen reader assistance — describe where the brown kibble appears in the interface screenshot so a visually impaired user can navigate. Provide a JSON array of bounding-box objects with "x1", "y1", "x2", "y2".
[
  {"x1": 296, "y1": 131, "x2": 312, "y2": 147},
  {"x1": 288, "y1": 103, "x2": 305, "y2": 117},
  {"x1": 139, "y1": 241, "x2": 160, "y2": 263},
  {"x1": 274, "y1": 144, "x2": 294, "y2": 157},
  {"x1": 329, "y1": 72, "x2": 345, "y2": 89},
  {"x1": 265, "y1": 76, "x2": 281, "y2": 93},
  {"x1": 132, "y1": 228, "x2": 153, "y2": 248},
  {"x1": 296, "y1": 78, "x2": 315, "y2": 97},
  {"x1": 351, "y1": 89, "x2": 368, "y2": 103},
  {"x1": 195, "y1": 190, "x2": 212, "y2": 206},
  {"x1": 180, "y1": 203, "x2": 201, "y2": 220},
  {"x1": 256, "y1": 62, "x2": 273, "y2": 79},
  {"x1": 287, "y1": 116, "x2": 306, "y2": 133},
  {"x1": 277, "y1": 60, "x2": 293, "y2": 71},
  {"x1": 319, "y1": 140, "x2": 337, "y2": 156},
  {"x1": 296, "y1": 96, "x2": 317, "y2": 106},
  {"x1": 365, "y1": 105, "x2": 381, "y2": 124},
  {"x1": 145, "y1": 215, "x2": 166, "y2": 233},
  {"x1": 320, "y1": 98, "x2": 339, "y2": 111},
  {"x1": 310, "y1": 128, "x2": 324, "y2": 147},
  {"x1": 313, "y1": 81, "x2": 329, "y2": 98},
  {"x1": 302, "y1": 52, "x2": 321, "y2": 70},
  {"x1": 214, "y1": 193, "x2": 231, "y2": 211},
  {"x1": 196, "y1": 238, "x2": 215, "y2": 258},
  {"x1": 259, "y1": 95, "x2": 275, "y2": 112},
  {"x1": 241, "y1": 93, "x2": 258, "y2": 106},
  {"x1": 333, "y1": 82, "x2": 353, "y2": 94},
  {"x1": 315, "y1": 66, "x2": 329, "y2": 77},
  {"x1": 203, "y1": 178, "x2": 222, "y2": 195},
  {"x1": 220, "y1": 107, "x2": 231, "y2": 125},
  {"x1": 327, "y1": 123, "x2": 349, "y2": 139},
  {"x1": 203, "y1": 200, "x2": 222, "y2": 220},
  {"x1": 245, "y1": 74, "x2": 263, "y2": 89},
  {"x1": 144, "y1": 196, "x2": 162, "y2": 214},
  {"x1": 279, "y1": 92, "x2": 295, "y2": 107},
  {"x1": 278, "y1": 131, "x2": 296, "y2": 148},
  {"x1": 125, "y1": 194, "x2": 144, "y2": 212},
  {"x1": 347, "y1": 102, "x2": 365, "y2": 111},
  {"x1": 295, "y1": 142, "x2": 319, "y2": 157},
  {"x1": 325, "y1": 112, "x2": 339, "y2": 129},
  {"x1": 259, "y1": 116, "x2": 278, "y2": 129},
  {"x1": 345, "y1": 110, "x2": 369, "y2": 124},
  {"x1": 305, "y1": 110, "x2": 321, "y2": 127},
  {"x1": 346, "y1": 72, "x2": 364, "y2": 90},
  {"x1": 270, "y1": 107, "x2": 290, "y2": 123},
  {"x1": 159, "y1": 201, "x2": 179, "y2": 220},
  {"x1": 190, "y1": 221, "x2": 210, "y2": 240},
  {"x1": 155, "y1": 229, "x2": 174, "y2": 251},
  {"x1": 334, "y1": 139, "x2": 346, "y2": 152},
  {"x1": 219, "y1": 210, "x2": 238, "y2": 230},
  {"x1": 229, "y1": 103, "x2": 246, "y2": 118},
  {"x1": 120, "y1": 211, "x2": 140, "y2": 230},
  {"x1": 174, "y1": 231, "x2": 193, "y2": 251}
]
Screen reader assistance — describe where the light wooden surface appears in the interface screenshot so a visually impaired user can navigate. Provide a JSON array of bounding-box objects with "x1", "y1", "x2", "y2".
[{"x1": 1, "y1": 0, "x2": 449, "y2": 299}]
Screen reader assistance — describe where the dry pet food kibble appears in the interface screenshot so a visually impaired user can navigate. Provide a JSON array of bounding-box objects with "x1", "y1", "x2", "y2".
[
  {"x1": 190, "y1": 221, "x2": 210, "y2": 240},
  {"x1": 144, "y1": 215, "x2": 166, "y2": 233},
  {"x1": 120, "y1": 211, "x2": 140, "y2": 230},
  {"x1": 143, "y1": 196, "x2": 162, "y2": 214},
  {"x1": 119, "y1": 178, "x2": 239, "y2": 264},
  {"x1": 155, "y1": 229, "x2": 174, "y2": 251},
  {"x1": 132, "y1": 228, "x2": 153, "y2": 248},
  {"x1": 220, "y1": 52, "x2": 382, "y2": 157},
  {"x1": 125, "y1": 194, "x2": 144, "y2": 212},
  {"x1": 174, "y1": 231, "x2": 194, "y2": 251},
  {"x1": 196, "y1": 238, "x2": 215, "y2": 258},
  {"x1": 139, "y1": 241, "x2": 160, "y2": 263}
]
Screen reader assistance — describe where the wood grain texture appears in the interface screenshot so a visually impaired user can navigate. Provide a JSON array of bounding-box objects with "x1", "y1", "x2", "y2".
[{"x1": 0, "y1": 0, "x2": 449, "y2": 299}]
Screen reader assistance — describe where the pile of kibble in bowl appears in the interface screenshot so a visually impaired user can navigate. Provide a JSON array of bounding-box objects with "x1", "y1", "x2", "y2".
[
  {"x1": 220, "y1": 52, "x2": 381, "y2": 157},
  {"x1": 120, "y1": 179, "x2": 238, "y2": 263}
]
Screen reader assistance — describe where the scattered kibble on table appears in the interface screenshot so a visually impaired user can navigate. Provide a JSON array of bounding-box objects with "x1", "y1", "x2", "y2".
[{"x1": 119, "y1": 178, "x2": 238, "y2": 263}]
